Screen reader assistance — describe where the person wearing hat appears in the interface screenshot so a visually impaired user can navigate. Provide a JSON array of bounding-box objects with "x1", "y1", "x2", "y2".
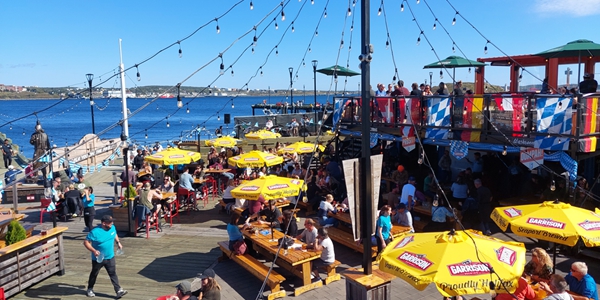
[
  {"x1": 399, "y1": 176, "x2": 417, "y2": 210},
  {"x1": 394, "y1": 203, "x2": 414, "y2": 233},
  {"x1": 175, "y1": 280, "x2": 197, "y2": 300},
  {"x1": 193, "y1": 269, "x2": 221, "y2": 300},
  {"x1": 2, "y1": 139, "x2": 13, "y2": 168},
  {"x1": 83, "y1": 215, "x2": 127, "y2": 298},
  {"x1": 4, "y1": 165, "x2": 19, "y2": 185},
  {"x1": 580, "y1": 73, "x2": 598, "y2": 93}
]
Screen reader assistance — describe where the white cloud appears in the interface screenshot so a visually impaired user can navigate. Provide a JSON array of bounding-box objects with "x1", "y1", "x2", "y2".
[{"x1": 535, "y1": 0, "x2": 600, "y2": 16}]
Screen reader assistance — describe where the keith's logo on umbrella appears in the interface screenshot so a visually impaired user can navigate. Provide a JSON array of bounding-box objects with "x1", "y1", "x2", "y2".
[
  {"x1": 398, "y1": 251, "x2": 432, "y2": 271},
  {"x1": 578, "y1": 220, "x2": 600, "y2": 231},
  {"x1": 152, "y1": 155, "x2": 164, "y2": 158},
  {"x1": 244, "y1": 158, "x2": 259, "y2": 161},
  {"x1": 503, "y1": 208, "x2": 522, "y2": 218},
  {"x1": 268, "y1": 184, "x2": 289, "y2": 190},
  {"x1": 169, "y1": 154, "x2": 184, "y2": 159},
  {"x1": 447, "y1": 261, "x2": 491, "y2": 276},
  {"x1": 527, "y1": 218, "x2": 565, "y2": 229},
  {"x1": 495, "y1": 246, "x2": 517, "y2": 266},
  {"x1": 265, "y1": 156, "x2": 277, "y2": 160},
  {"x1": 394, "y1": 236, "x2": 414, "y2": 249},
  {"x1": 241, "y1": 186, "x2": 260, "y2": 191}
]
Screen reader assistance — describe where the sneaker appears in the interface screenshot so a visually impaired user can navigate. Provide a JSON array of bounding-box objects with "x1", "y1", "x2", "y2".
[
  {"x1": 72, "y1": 213, "x2": 78, "y2": 217},
  {"x1": 116, "y1": 289, "x2": 128, "y2": 298},
  {"x1": 86, "y1": 289, "x2": 95, "y2": 297}
]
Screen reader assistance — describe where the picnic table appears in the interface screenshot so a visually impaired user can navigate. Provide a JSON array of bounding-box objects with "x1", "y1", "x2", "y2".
[{"x1": 241, "y1": 223, "x2": 325, "y2": 296}]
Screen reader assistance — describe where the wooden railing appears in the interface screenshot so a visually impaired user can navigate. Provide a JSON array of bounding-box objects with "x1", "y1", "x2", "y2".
[{"x1": 0, "y1": 227, "x2": 67, "y2": 298}]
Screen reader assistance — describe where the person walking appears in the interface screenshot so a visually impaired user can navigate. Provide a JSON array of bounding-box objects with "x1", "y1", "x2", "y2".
[
  {"x1": 82, "y1": 186, "x2": 96, "y2": 231},
  {"x1": 2, "y1": 139, "x2": 13, "y2": 168},
  {"x1": 375, "y1": 205, "x2": 393, "y2": 254},
  {"x1": 474, "y1": 179, "x2": 493, "y2": 235},
  {"x1": 83, "y1": 215, "x2": 127, "y2": 298}
]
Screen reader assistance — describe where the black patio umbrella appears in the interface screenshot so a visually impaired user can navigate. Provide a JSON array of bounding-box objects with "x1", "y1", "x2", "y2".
[{"x1": 423, "y1": 56, "x2": 486, "y2": 87}]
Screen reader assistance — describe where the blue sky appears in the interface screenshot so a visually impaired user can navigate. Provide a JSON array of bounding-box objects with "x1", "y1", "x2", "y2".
[{"x1": 2, "y1": 0, "x2": 600, "y2": 92}]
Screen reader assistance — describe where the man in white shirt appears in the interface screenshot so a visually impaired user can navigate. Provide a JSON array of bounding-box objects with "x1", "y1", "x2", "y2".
[
  {"x1": 399, "y1": 176, "x2": 417, "y2": 210},
  {"x1": 312, "y1": 227, "x2": 335, "y2": 280},
  {"x1": 265, "y1": 119, "x2": 273, "y2": 130}
]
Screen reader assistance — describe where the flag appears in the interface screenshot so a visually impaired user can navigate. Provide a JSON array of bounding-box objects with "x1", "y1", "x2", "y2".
[
  {"x1": 332, "y1": 99, "x2": 344, "y2": 128},
  {"x1": 534, "y1": 97, "x2": 572, "y2": 150},
  {"x1": 461, "y1": 96, "x2": 484, "y2": 142},
  {"x1": 579, "y1": 97, "x2": 598, "y2": 152},
  {"x1": 425, "y1": 97, "x2": 451, "y2": 140},
  {"x1": 450, "y1": 140, "x2": 469, "y2": 160},
  {"x1": 376, "y1": 97, "x2": 394, "y2": 123}
]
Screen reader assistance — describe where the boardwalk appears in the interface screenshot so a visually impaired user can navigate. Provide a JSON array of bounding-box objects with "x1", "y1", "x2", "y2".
[{"x1": 3, "y1": 165, "x2": 600, "y2": 300}]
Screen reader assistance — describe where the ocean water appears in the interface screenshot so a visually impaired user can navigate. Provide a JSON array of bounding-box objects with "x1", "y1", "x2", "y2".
[{"x1": 0, "y1": 95, "x2": 333, "y2": 158}]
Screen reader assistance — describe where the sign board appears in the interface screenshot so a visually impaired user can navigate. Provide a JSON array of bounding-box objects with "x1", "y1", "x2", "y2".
[
  {"x1": 520, "y1": 148, "x2": 544, "y2": 170},
  {"x1": 402, "y1": 136, "x2": 416, "y2": 152}
]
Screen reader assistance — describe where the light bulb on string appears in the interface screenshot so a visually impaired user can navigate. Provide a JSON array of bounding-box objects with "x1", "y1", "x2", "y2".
[
  {"x1": 416, "y1": 0, "x2": 420, "y2": 3},
  {"x1": 281, "y1": 10, "x2": 285, "y2": 21},
  {"x1": 186, "y1": 106, "x2": 190, "y2": 113},
  {"x1": 253, "y1": 35, "x2": 258, "y2": 47},
  {"x1": 179, "y1": 118, "x2": 182, "y2": 124},
  {"x1": 550, "y1": 180, "x2": 556, "y2": 191},
  {"x1": 311, "y1": 0, "x2": 314, "y2": 4},
  {"x1": 385, "y1": 40, "x2": 389, "y2": 49},
  {"x1": 452, "y1": 14, "x2": 457, "y2": 25},
  {"x1": 400, "y1": 3, "x2": 404, "y2": 11},
  {"x1": 484, "y1": 41, "x2": 489, "y2": 54},
  {"x1": 231, "y1": 68, "x2": 234, "y2": 77},
  {"x1": 303, "y1": 61, "x2": 306, "y2": 67},
  {"x1": 308, "y1": 47, "x2": 311, "y2": 53},
  {"x1": 166, "y1": 120, "x2": 170, "y2": 128},
  {"x1": 276, "y1": 48, "x2": 279, "y2": 56},
  {"x1": 468, "y1": 67, "x2": 472, "y2": 74},
  {"x1": 250, "y1": 1, "x2": 253, "y2": 10},
  {"x1": 260, "y1": 70, "x2": 263, "y2": 76},
  {"x1": 348, "y1": 8, "x2": 351, "y2": 16},
  {"x1": 275, "y1": 22, "x2": 278, "y2": 30},
  {"x1": 340, "y1": 40, "x2": 344, "y2": 49},
  {"x1": 440, "y1": 70, "x2": 443, "y2": 79},
  {"x1": 378, "y1": 7, "x2": 382, "y2": 16},
  {"x1": 416, "y1": 36, "x2": 421, "y2": 45},
  {"x1": 418, "y1": 151, "x2": 424, "y2": 164},
  {"x1": 350, "y1": 25, "x2": 353, "y2": 31},
  {"x1": 218, "y1": 114, "x2": 221, "y2": 121},
  {"x1": 433, "y1": 20, "x2": 437, "y2": 30},
  {"x1": 452, "y1": 45, "x2": 456, "y2": 53},
  {"x1": 9, "y1": 124, "x2": 12, "y2": 130},
  {"x1": 22, "y1": 129, "x2": 25, "y2": 136},
  {"x1": 231, "y1": 101, "x2": 235, "y2": 109},
  {"x1": 252, "y1": 47, "x2": 255, "y2": 54},
  {"x1": 136, "y1": 65, "x2": 141, "y2": 81},
  {"x1": 353, "y1": 0, "x2": 356, "y2": 6},
  {"x1": 178, "y1": 41, "x2": 182, "y2": 58},
  {"x1": 315, "y1": 30, "x2": 318, "y2": 36},
  {"x1": 145, "y1": 130, "x2": 148, "y2": 139},
  {"x1": 292, "y1": 23, "x2": 295, "y2": 32},
  {"x1": 502, "y1": 145, "x2": 507, "y2": 156},
  {"x1": 216, "y1": 21, "x2": 220, "y2": 34},
  {"x1": 324, "y1": 9, "x2": 327, "y2": 18}
]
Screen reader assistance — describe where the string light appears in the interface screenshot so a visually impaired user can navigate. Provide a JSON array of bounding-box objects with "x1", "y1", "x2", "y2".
[
  {"x1": 340, "y1": 39, "x2": 344, "y2": 49},
  {"x1": 186, "y1": 106, "x2": 190, "y2": 114},
  {"x1": 452, "y1": 12, "x2": 458, "y2": 25},
  {"x1": 250, "y1": 1, "x2": 253, "y2": 10},
  {"x1": 176, "y1": 84, "x2": 183, "y2": 108},
  {"x1": 378, "y1": 6, "x2": 382, "y2": 16},
  {"x1": 452, "y1": 43, "x2": 456, "y2": 53},
  {"x1": 324, "y1": 9, "x2": 327, "y2": 18},
  {"x1": 416, "y1": 36, "x2": 421, "y2": 46},
  {"x1": 145, "y1": 130, "x2": 148, "y2": 139},
  {"x1": 216, "y1": 19, "x2": 220, "y2": 34},
  {"x1": 418, "y1": 150, "x2": 424, "y2": 164},
  {"x1": 217, "y1": 114, "x2": 221, "y2": 121},
  {"x1": 348, "y1": 7, "x2": 351, "y2": 16},
  {"x1": 502, "y1": 145, "x2": 507, "y2": 156},
  {"x1": 311, "y1": 0, "x2": 314, "y2": 5},
  {"x1": 484, "y1": 40, "x2": 489, "y2": 54},
  {"x1": 166, "y1": 119, "x2": 170, "y2": 128},
  {"x1": 219, "y1": 55, "x2": 224, "y2": 75},
  {"x1": 401, "y1": 2, "x2": 404, "y2": 11},
  {"x1": 292, "y1": 22, "x2": 295, "y2": 32},
  {"x1": 231, "y1": 101, "x2": 235, "y2": 109},
  {"x1": 253, "y1": 34, "x2": 258, "y2": 46},
  {"x1": 281, "y1": 10, "x2": 286, "y2": 21},
  {"x1": 178, "y1": 41, "x2": 182, "y2": 58},
  {"x1": 433, "y1": 19, "x2": 437, "y2": 30},
  {"x1": 275, "y1": 21, "x2": 279, "y2": 30},
  {"x1": 9, "y1": 124, "x2": 12, "y2": 130},
  {"x1": 231, "y1": 66, "x2": 234, "y2": 77},
  {"x1": 276, "y1": 46, "x2": 279, "y2": 56},
  {"x1": 386, "y1": 40, "x2": 389, "y2": 49},
  {"x1": 468, "y1": 67, "x2": 472, "y2": 74},
  {"x1": 416, "y1": 0, "x2": 420, "y2": 3},
  {"x1": 22, "y1": 129, "x2": 25, "y2": 136},
  {"x1": 315, "y1": 30, "x2": 318, "y2": 36},
  {"x1": 550, "y1": 180, "x2": 556, "y2": 191},
  {"x1": 135, "y1": 65, "x2": 141, "y2": 81},
  {"x1": 440, "y1": 70, "x2": 443, "y2": 79}
]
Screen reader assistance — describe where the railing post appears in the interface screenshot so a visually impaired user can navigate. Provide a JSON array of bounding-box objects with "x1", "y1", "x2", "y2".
[{"x1": 57, "y1": 234, "x2": 65, "y2": 275}]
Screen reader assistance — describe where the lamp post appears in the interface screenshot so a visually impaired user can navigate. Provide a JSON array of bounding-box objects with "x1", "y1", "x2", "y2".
[
  {"x1": 312, "y1": 60, "x2": 318, "y2": 134},
  {"x1": 288, "y1": 67, "x2": 293, "y2": 112},
  {"x1": 86, "y1": 73, "x2": 95, "y2": 134},
  {"x1": 429, "y1": 71, "x2": 433, "y2": 88}
]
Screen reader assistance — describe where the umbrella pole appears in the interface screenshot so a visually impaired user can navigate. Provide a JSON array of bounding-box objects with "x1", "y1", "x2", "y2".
[
  {"x1": 577, "y1": 51, "x2": 581, "y2": 92},
  {"x1": 552, "y1": 243, "x2": 557, "y2": 274}
]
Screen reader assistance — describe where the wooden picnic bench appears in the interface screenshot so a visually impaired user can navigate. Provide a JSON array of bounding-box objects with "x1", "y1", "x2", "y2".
[
  {"x1": 295, "y1": 201, "x2": 314, "y2": 215},
  {"x1": 217, "y1": 241, "x2": 286, "y2": 300}
]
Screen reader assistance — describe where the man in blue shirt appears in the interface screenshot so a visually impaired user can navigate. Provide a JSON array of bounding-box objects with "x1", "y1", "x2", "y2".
[
  {"x1": 179, "y1": 167, "x2": 194, "y2": 192},
  {"x1": 83, "y1": 215, "x2": 128, "y2": 298},
  {"x1": 565, "y1": 262, "x2": 598, "y2": 300}
]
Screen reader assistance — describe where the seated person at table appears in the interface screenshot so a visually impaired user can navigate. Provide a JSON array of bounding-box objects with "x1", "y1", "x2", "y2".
[
  {"x1": 194, "y1": 163, "x2": 206, "y2": 179},
  {"x1": 317, "y1": 194, "x2": 338, "y2": 227},
  {"x1": 241, "y1": 194, "x2": 265, "y2": 219},
  {"x1": 495, "y1": 275, "x2": 535, "y2": 300},
  {"x1": 280, "y1": 209, "x2": 298, "y2": 236},
  {"x1": 393, "y1": 203, "x2": 414, "y2": 233},
  {"x1": 539, "y1": 274, "x2": 575, "y2": 300},
  {"x1": 227, "y1": 214, "x2": 249, "y2": 252},
  {"x1": 179, "y1": 167, "x2": 195, "y2": 192},
  {"x1": 312, "y1": 228, "x2": 336, "y2": 280},
  {"x1": 423, "y1": 198, "x2": 455, "y2": 232},
  {"x1": 524, "y1": 247, "x2": 553, "y2": 282},
  {"x1": 221, "y1": 179, "x2": 236, "y2": 206},
  {"x1": 209, "y1": 158, "x2": 224, "y2": 170},
  {"x1": 248, "y1": 200, "x2": 282, "y2": 228},
  {"x1": 63, "y1": 184, "x2": 83, "y2": 217},
  {"x1": 174, "y1": 280, "x2": 198, "y2": 300},
  {"x1": 565, "y1": 262, "x2": 599, "y2": 300},
  {"x1": 295, "y1": 219, "x2": 318, "y2": 249},
  {"x1": 160, "y1": 176, "x2": 175, "y2": 193},
  {"x1": 306, "y1": 176, "x2": 324, "y2": 211},
  {"x1": 138, "y1": 182, "x2": 162, "y2": 220}
]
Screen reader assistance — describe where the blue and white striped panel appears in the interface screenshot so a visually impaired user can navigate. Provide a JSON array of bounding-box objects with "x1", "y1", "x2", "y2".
[{"x1": 425, "y1": 97, "x2": 451, "y2": 140}]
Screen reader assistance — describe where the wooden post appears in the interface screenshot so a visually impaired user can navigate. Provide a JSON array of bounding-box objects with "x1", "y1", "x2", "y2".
[
  {"x1": 57, "y1": 235, "x2": 65, "y2": 275},
  {"x1": 12, "y1": 184, "x2": 18, "y2": 213},
  {"x1": 343, "y1": 267, "x2": 393, "y2": 300}
]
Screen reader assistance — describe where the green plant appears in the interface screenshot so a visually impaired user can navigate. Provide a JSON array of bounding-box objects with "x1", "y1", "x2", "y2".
[
  {"x1": 123, "y1": 184, "x2": 137, "y2": 199},
  {"x1": 6, "y1": 220, "x2": 27, "y2": 246}
]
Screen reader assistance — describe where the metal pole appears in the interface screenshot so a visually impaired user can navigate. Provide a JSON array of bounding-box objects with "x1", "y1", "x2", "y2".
[
  {"x1": 360, "y1": 0, "x2": 373, "y2": 276},
  {"x1": 86, "y1": 74, "x2": 95, "y2": 134},
  {"x1": 312, "y1": 60, "x2": 318, "y2": 134},
  {"x1": 429, "y1": 72, "x2": 433, "y2": 88},
  {"x1": 289, "y1": 67, "x2": 294, "y2": 111}
]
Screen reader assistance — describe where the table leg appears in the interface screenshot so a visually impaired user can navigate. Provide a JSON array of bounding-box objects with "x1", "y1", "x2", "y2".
[{"x1": 301, "y1": 261, "x2": 311, "y2": 286}]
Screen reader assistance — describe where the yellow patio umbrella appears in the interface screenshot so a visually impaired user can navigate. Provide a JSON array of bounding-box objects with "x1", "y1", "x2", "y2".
[
  {"x1": 378, "y1": 230, "x2": 526, "y2": 297},
  {"x1": 276, "y1": 142, "x2": 325, "y2": 155},
  {"x1": 231, "y1": 175, "x2": 305, "y2": 200},
  {"x1": 205, "y1": 136, "x2": 240, "y2": 147},
  {"x1": 228, "y1": 150, "x2": 284, "y2": 168},
  {"x1": 144, "y1": 147, "x2": 202, "y2": 165},
  {"x1": 491, "y1": 200, "x2": 600, "y2": 247},
  {"x1": 245, "y1": 129, "x2": 281, "y2": 140}
]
